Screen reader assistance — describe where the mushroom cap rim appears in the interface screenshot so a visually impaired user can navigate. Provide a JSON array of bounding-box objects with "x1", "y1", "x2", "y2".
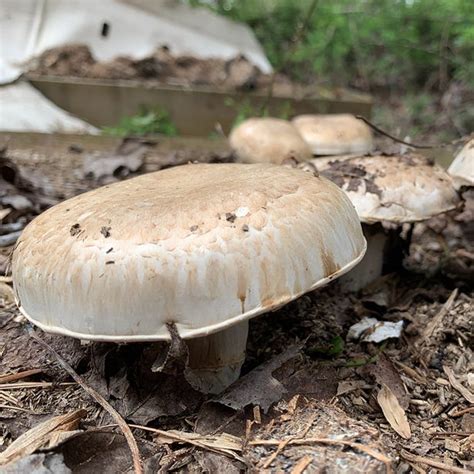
[{"x1": 15, "y1": 241, "x2": 366, "y2": 343}]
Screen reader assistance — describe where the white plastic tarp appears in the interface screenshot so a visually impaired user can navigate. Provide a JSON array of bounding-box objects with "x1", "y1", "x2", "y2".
[
  {"x1": 0, "y1": 81, "x2": 98, "y2": 133},
  {"x1": 0, "y1": 0, "x2": 272, "y2": 84}
]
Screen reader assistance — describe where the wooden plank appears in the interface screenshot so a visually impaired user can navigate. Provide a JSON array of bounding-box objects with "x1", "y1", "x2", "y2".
[{"x1": 28, "y1": 75, "x2": 372, "y2": 136}]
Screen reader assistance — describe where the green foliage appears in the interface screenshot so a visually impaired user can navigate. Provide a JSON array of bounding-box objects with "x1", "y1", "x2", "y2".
[
  {"x1": 307, "y1": 336, "x2": 345, "y2": 359},
  {"x1": 102, "y1": 107, "x2": 177, "y2": 137},
  {"x1": 188, "y1": 0, "x2": 474, "y2": 92}
]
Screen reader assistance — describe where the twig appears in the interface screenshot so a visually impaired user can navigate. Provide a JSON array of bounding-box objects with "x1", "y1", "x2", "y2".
[
  {"x1": 422, "y1": 288, "x2": 458, "y2": 341},
  {"x1": 0, "y1": 381, "x2": 76, "y2": 390},
  {"x1": 355, "y1": 116, "x2": 467, "y2": 149},
  {"x1": 262, "y1": 439, "x2": 292, "y2": 469},
  {"x1": 450, "y1": 406, "x2": 474, "y2": 417},
  {"x1": 261, "y1": 412, "x2": 317, "y2": 469},
  {"x1": 250, "y1": 437, "x2": 391, "y2": 466},
  {"x1": 30, "y1": 331, "x2": 143, "y2": 474},
  {"x1": 291, "y1": 455, "x2": 312, "y2": 474},
  {"x1": 0, "y1": 404, "x2": 33, "y2": 413},
  {"x1": 0, "y1": 368, "x2": 43, "y2": 384},
  {"x1": 400, "y1": 449, "x2": 472, "y2": 473},
  {"x1": 127, "y1": 424, "x2": 244, "y2": 461},
  {"x1": 431, "y1": 431, "x2": 474, "y2": 438}
]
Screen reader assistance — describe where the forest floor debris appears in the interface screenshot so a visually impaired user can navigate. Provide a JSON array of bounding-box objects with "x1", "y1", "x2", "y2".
[{"x1": 0, "y1": 136, "x2": 472, "y2": 472}]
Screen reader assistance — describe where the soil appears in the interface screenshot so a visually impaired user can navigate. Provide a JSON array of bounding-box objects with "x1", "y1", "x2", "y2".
[
  {"x1": 0, "y1": 135, "x2": 472, "y2": 472},
  {"x1": 27, "y1": 44, "x2": 330, "y2": 99}
]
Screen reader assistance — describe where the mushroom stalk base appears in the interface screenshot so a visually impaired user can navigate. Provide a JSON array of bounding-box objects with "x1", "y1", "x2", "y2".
[
  {"x1": 339, "y1": 224, "x2": 387, "y2": 292},
  {"x1": 185, "y1": 320, "x2": 249, "y2": 394}
]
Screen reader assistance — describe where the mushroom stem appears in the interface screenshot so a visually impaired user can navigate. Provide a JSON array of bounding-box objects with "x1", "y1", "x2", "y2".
[
  {"x1": 184, "y1": 320, "x2": 249, "y2": 394},
  {"x1": 339, "y1": 224, "x2": 387, "y2": 292}
]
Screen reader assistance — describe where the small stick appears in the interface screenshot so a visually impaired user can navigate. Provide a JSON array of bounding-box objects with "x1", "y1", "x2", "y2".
[
  {"x1": 400, "y1": 449, "x2": 472, "y2": 473},
  {"x1": 450, "y1": 406, "x2": 474, "y2": 417},
  {"x1": 355, "y1": 115, "x2": 467, "y2": 149},
  {"x1": 431, "y1": 431, "x2": 473, "y2": 438},
  {"x1": 250, "y1": 437, "x2": 391, "y2": 467},
  {"x1": 0, "y1": 368, "x2": 43, "y2": 384},
  {"x1": 30, "y1": 331, "x2": 143, "y2": 474},
  {"x1": 122, "y1": 424, "x2": 245, "y2": 463},
  {"x1": 291, "y1": 455, "x2": 312, "y2": 474},
  {"x1": 0, "y1": 381, "x2": 76, "y2": 390}
]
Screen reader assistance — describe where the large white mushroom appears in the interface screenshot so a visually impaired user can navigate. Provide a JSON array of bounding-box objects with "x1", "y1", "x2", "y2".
[
  {"x1": 302, "y1": 154, "x2": 459, "y2": 290},
  {"x1": 12, "y1": 163, "x2": 366, "y2": 393},
  {"x1": 448, "y1": 138, "x2": 474, "y2": 190},
  {"x1": 292, "y1": 114, "x2": 374, "y2": 156},
  {"x1": 229, "y1": 117, "x2": 313, "y2": 164}
]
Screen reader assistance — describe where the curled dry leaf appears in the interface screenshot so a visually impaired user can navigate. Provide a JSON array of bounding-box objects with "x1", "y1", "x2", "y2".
[
  {"x1": 443, "y1": 366, "x2": 474, "y2": 404},
  {"x1": 215, "y1": 344, "x2": 302, "y2": 413},
  {"x1": 377, "y1": 383, "x2": 411, "y2": 439},
  {"x1": 0, "y1": 409, "x2": 86, "y2": 465}
]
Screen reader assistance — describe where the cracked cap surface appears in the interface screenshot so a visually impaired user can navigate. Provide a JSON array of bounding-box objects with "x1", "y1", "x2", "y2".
[{"x1": 309, "y1": 154, "x2": 459, "y2": 224}]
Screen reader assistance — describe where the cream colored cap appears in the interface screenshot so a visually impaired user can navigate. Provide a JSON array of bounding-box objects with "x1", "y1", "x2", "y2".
[
  {"x1": 13, "y1": 164, "x2": 365, "y2": 342},
  {"x1": 292, "y1": 114, "x2": 374, "y2": 156},
  {"x1": 229, "y1": 117, "x2": 313, "y2": 164},
  {"x1": 311, "y1": 154, "x2": 459, "y2": 224},
  {"x1": 448, "y1": 138, "x2": 474, "y2": 189}
]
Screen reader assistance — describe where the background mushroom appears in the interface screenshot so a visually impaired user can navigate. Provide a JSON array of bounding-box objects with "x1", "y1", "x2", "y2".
[
  {"x1": 292, "y1": 114, "x2": 374, "y2": 156},
  {"x1": 301, "y1": 153, "x2": 459, "y2": 290},
  {"x1": 12, "y1": 163, "x2": 366, "y2": 393},
  {"x1": 229, "y1": 117, "x2": 313, "y2": 164},
  {"x1": 448, "y1": 138, "x2": 474, "y2": 190}
]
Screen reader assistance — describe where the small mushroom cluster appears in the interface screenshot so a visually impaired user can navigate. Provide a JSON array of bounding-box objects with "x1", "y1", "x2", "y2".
[
  {"x1": 230, "y1": 114, "x2": 462, "y2": 291},
  {"x1": 229, "y1": 114, "x2": 374, "y2": 164}
]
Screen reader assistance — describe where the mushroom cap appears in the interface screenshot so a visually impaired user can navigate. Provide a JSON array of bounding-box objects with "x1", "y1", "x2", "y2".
[
  {"x1": 229, "y1": 117, "x2": 313, "y2": 164},
  {"x1": 292, "y1": 114, "x2": 374, "y2": 156},
  {"x1": 12, "y1": 163, "x2": 366, "y2": 342},
  {"x1": 311, "y1": 154, "x2": 459, "y2": 224},
  {"x1": 448, "y1": 138, "x2": 474, "y2": 189}
]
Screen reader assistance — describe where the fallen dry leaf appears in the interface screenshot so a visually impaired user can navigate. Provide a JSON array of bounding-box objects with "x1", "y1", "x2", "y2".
[
  {"x1": 155, "y1": 429, "x2": 242, "y2": 453},
  {"x1": 216, "y1": 344, "x2": 302, "y2": 413},
  {"x1": 366, "y1": 353, "x2": 410, "y2": 409},
  {"x1": 444, "y1": 366, "x2": 474, "y2": 404},
  {"x1": 0, "y1": 409, "x2": 86, "y2": 465},
  {"x1": 377, "y1": 383, "x2": 411, "y2": 439}
]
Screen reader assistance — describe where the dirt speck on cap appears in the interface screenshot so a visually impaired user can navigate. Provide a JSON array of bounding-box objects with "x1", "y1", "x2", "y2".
[
  {"x1": 226, "y1": 212, "x2": 237, "y2": 223},
  {"x1": 100, "y1": 226, "x2": 111, "y2": 238},
  {"x1": 321, "y1": 160, "x2": 383, "y2": 197},
  {"x1": 70, "y1": 223, "x2": 81, "y2": 236}
]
